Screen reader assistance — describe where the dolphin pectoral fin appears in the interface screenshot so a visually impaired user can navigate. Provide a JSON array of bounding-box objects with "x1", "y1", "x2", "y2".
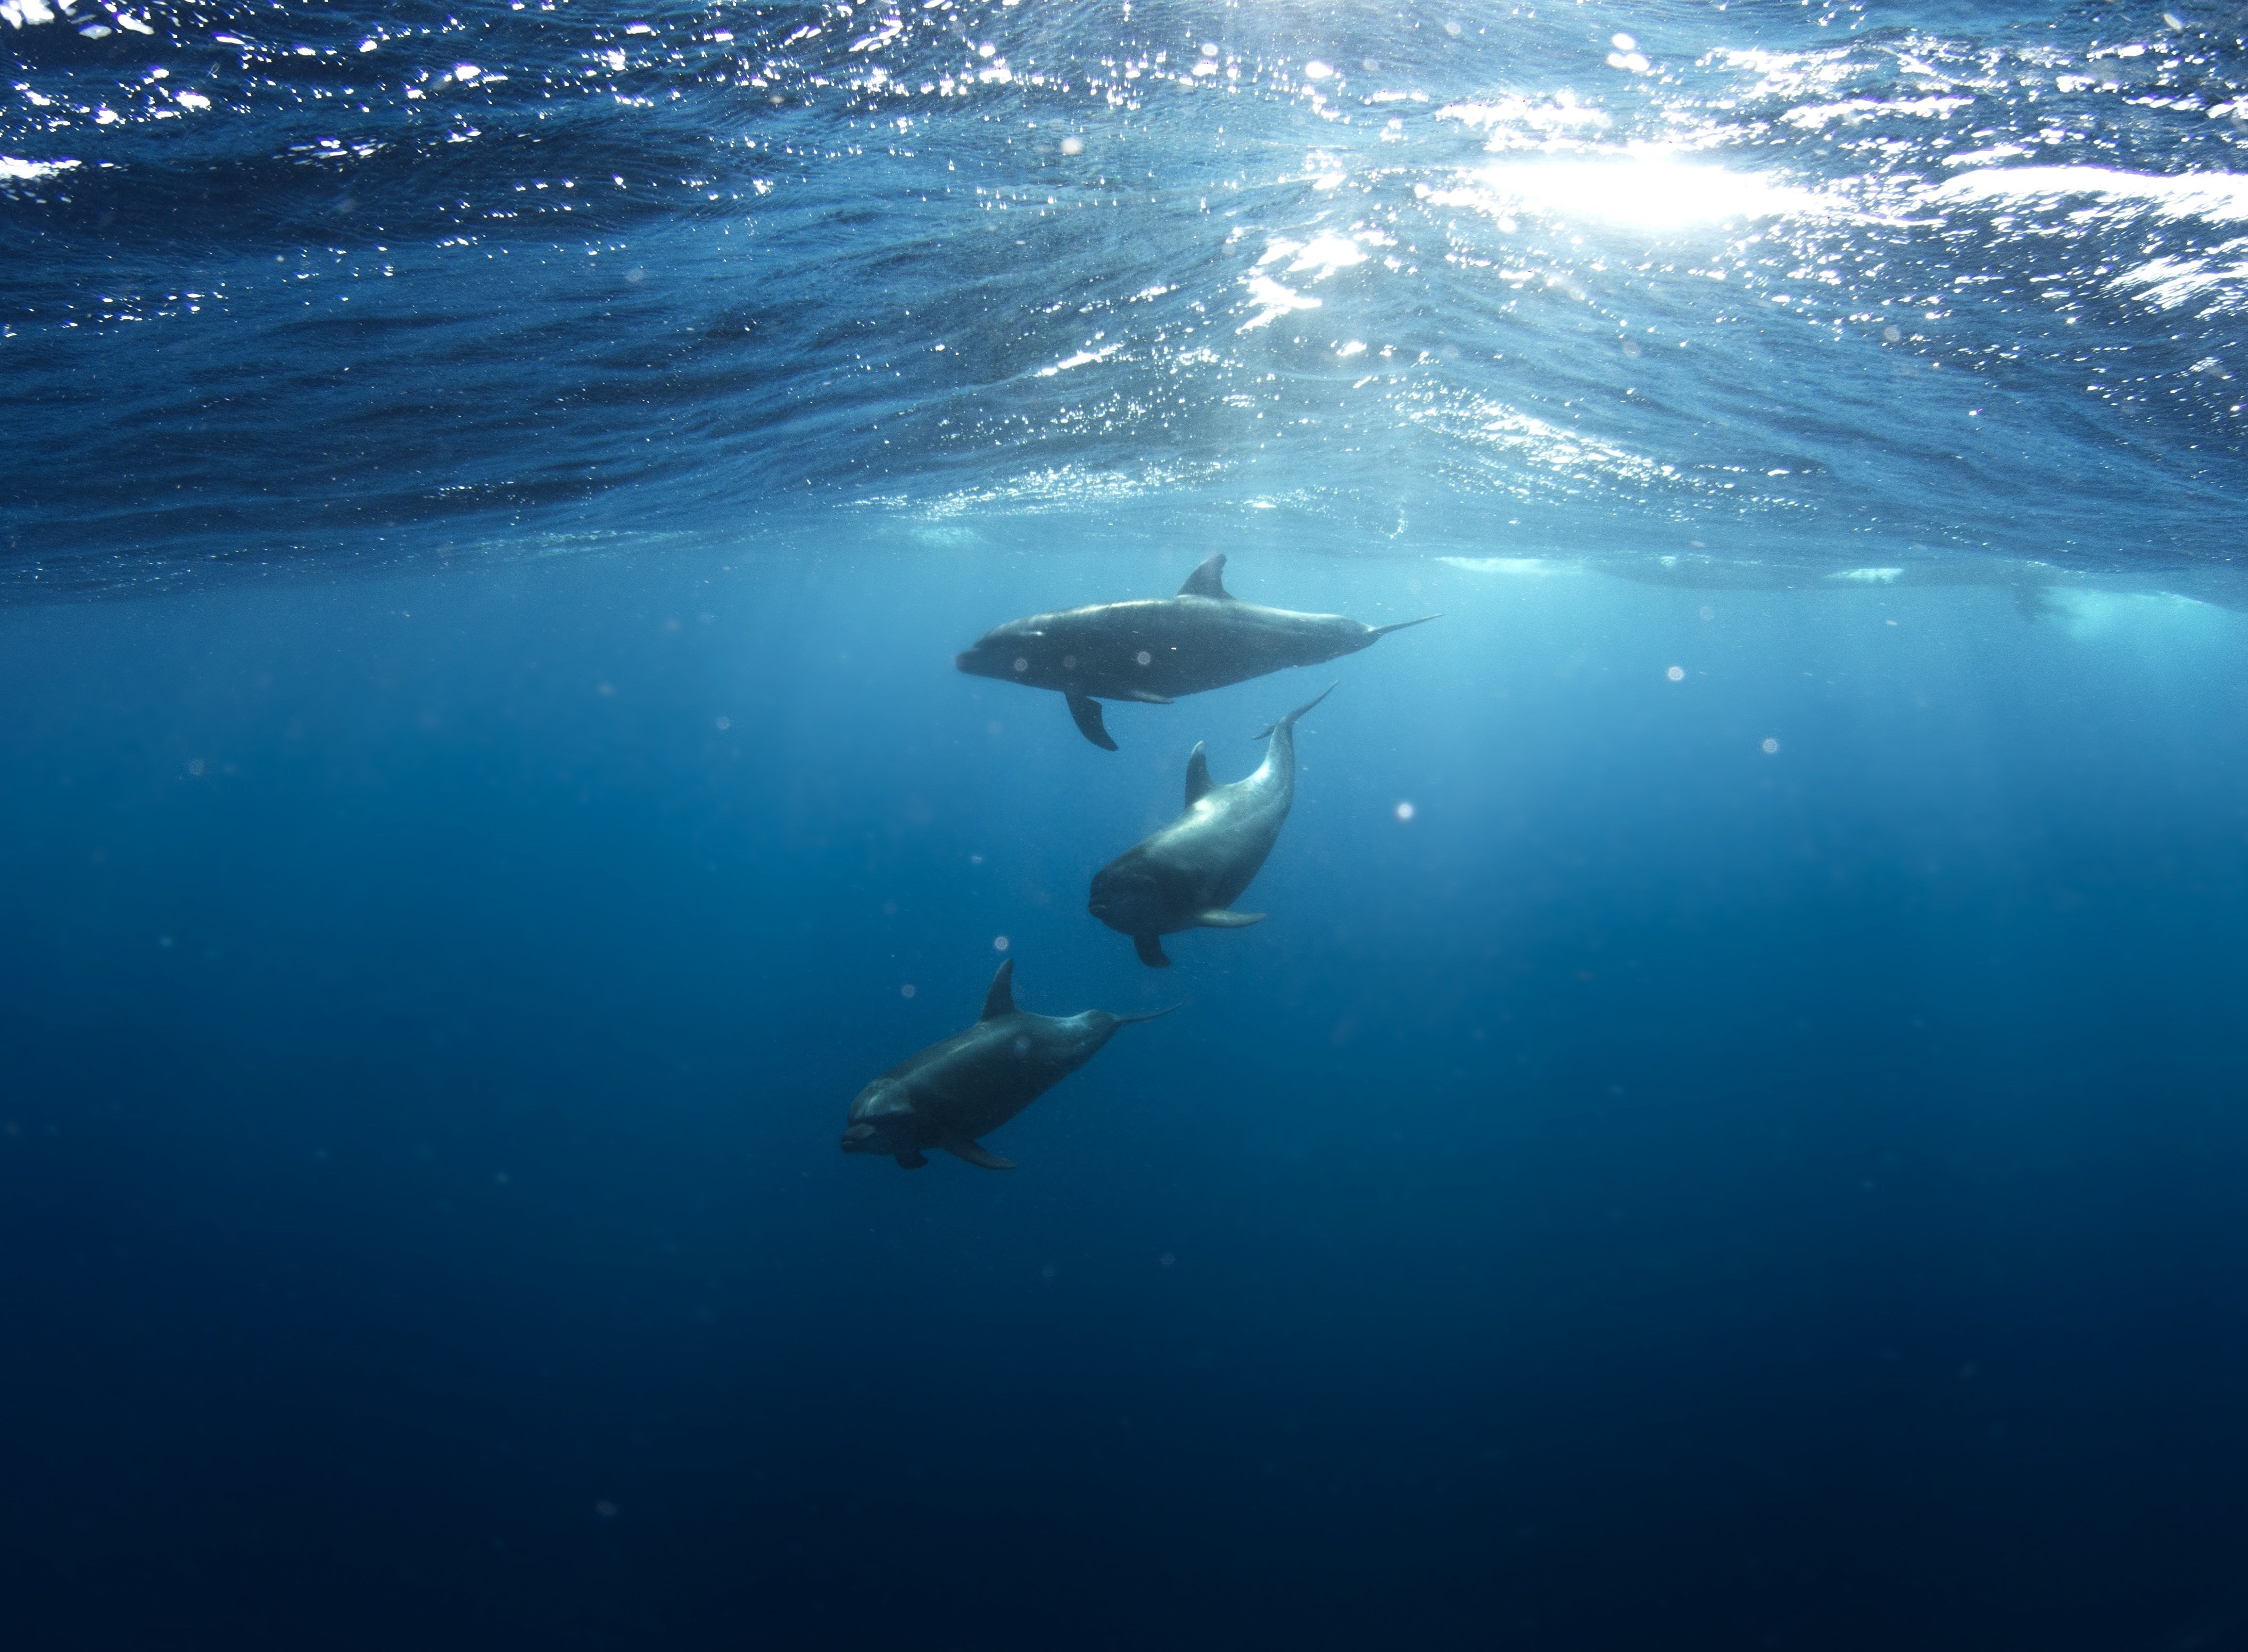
[
  {"x1": 1177, "y1": 552, "x2": 1233, "y2": 600},
  {"x1": 1065, "y1": 692, "x2": 1119, "y2": 750},
  {"x1": 1183, "y1": 742, "x2": 1214, "y2": 808},
  {"x1": 896, "y1": 1149, "x2": 929, "y2": 1170},
  {"x1": 1371, "y1": 614, "x2": 1441, "y2": 638},
  {"x1": 1196, "y1": 910, "x2": 1265, "y2": 928},
  {"x1": 1133, "y1": 934, "x2": 1172, "y2": 969},
  {"x1": 944, "y1": 1139, "x2": 1015, "y2": 1171}
]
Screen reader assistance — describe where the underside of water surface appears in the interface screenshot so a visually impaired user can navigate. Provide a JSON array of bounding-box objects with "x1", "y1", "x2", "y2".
[{"x1": 4, "y1": 4, "x2": 2247, "y2": 1650}]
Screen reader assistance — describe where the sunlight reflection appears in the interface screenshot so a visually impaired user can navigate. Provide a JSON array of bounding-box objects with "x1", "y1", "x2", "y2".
[{"x1": 1432, "y1": 148, "x2": 1830, "y2": 232}]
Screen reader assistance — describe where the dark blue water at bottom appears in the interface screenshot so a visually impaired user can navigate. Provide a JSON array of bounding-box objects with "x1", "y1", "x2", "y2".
[{"x1": 4, "y1": 531, "x2": 2245, "y2": 1650}]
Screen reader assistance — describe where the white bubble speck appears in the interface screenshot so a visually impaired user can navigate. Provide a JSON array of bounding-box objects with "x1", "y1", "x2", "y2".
[
  {"x1": 993, "y1": 934, "x2": 1010, "y2": 952},
  {"x1": 1699, "y1": 605, "x2": 1715, "y2": 622},
  {"x1": 1666, "y1": 665, "x2": 1685, "y2": 682},
  {"x1": 1395, "y1": 801, "x2": 1415, "y2": 821},
  {"x1": 901, "y1": 984, "x2": 916, "y2": 999},
  {"x1": 1060, "y1": 136, "x2": 1084, "y2": 155},
  {"x1": 1611, "y1": 31, "x2": 1637, "y2": 51},
  {"x1": 1012, "y1": 656, "x2": 1028, "y2": 673},
  {"x1": 186, "y1": 757, "x2": 205, "y2": 775},
  {"x1": 1762, "y1": 738, "x2": 1781, "y2": 755},
  {"x1": 1136, "y1": 649, "x2": 1152, "y2": 665},
  {"x1": 714, "y1": 715, "x2": 731, "y2": 730},
  {"x1": 1305, "y1": 60, "x2": 1333, "y2": 80}
]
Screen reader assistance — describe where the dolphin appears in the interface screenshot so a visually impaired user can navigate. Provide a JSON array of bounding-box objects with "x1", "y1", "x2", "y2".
[
  {"x1": 1088, "y1": 684, "x2": 1333, "y2": 968},
  {"x1": 955, "y1": 553, "x2": 1433, "y2": 749},
  {"x1": 839, "y1": 959, "x2": 1172, "y2": 1170}
]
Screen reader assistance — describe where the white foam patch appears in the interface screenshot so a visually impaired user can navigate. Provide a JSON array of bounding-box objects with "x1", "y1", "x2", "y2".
[
  {"x1": 0, "y1": 155, "x2": 79, "y2": 181},
  {"x1": 1438, "y1": 556, "x2": 1576, "y2": 576},
  {"x1": 1926, "y1": 166, "x2": 2248, "y2": 226},
  {"x1": 1829, "y1": 567, "x2": 1904, "y2": 583},
  {"x1": 2042, "y1": 587, "x2": 2225, "y2": 641}
]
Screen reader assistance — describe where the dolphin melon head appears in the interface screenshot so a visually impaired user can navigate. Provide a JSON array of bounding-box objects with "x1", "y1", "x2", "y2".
[
  {"x1": 955, "y1": 618, "x2": 1051, "y2": 683},
  {"x1": 841, "y1": 1079, "x2": 915, "y2": 1157},
  {"x1": 1087, "y1": 862, "x2": 1165, "y2": 938}
]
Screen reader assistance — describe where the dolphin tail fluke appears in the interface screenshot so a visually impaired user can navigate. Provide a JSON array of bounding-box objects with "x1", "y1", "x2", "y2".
[
  {"x1": 1371, "y1": 614, "x2": 1441, "y2": 638},
  {"x1": 1066, "y1": 691, "x2": 1118, "y2": 750},
  {"x1": 1254, "y1": 682, "x2": 1337, "y2": 741},
  {"x1": 1196, "y1": 909, "x2": 1264, "y2": 928},
  {"x1": 1133, "y1": 934, "x2": 1171, "y2": 969}
]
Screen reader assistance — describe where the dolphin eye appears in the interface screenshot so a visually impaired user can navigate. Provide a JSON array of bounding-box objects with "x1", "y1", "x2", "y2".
[{"x1": 1013, "y1": 657, "x2": 1029, "y2": 673}]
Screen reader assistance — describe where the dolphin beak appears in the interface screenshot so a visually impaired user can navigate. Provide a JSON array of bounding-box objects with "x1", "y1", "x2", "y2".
[{"x1": 840, "y1": 1124, "x2": 875, "y2": 1153}]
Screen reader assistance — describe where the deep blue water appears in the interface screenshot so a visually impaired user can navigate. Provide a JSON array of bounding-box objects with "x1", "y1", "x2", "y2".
[{"x1": 6, "y1": 2, "x2": 2248, "y2": 1648}]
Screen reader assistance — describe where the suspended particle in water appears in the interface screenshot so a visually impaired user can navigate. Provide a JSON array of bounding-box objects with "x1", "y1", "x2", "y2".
[
  {"x1": 1136, "y1": 650, "x2": 1152, "y2": 665},
  {"x1": 1762, "y1": 738, "x2": 1781, "y2": 755},
  {"x1": 1395, "y1": 801, "x2": 1415, "y2": 821},
  {"x1": 1666, "y1": 665, "x2": 1684, "y2": 682},
  {"x1": 1060, "y1": 136, "x2": 1083, "y2": 155},
  {"x1": 993, "y1": 934, "x2": 1010, "y2": 952},
  {"x1": 901, "y1": 984, "x2": 915, "y2": 999},
  {"x1": 1012, "y1": 656, "x2": 1028, "y2": 673},
  {"x1": 1699, "y1": 605, "x2": 1715, "y2": 621},
  {"x1": 715, "y1": 715, "x2": 731, "y2": 730}
]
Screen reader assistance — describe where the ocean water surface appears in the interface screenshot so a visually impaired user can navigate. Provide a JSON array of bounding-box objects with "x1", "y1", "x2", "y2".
[{"x1": 4, "y1": 1, "x2": 2247, "y2": 1647}]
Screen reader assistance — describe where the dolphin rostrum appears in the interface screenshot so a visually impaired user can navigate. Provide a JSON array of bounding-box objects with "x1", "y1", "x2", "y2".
[
  {"x1": 955, "y1": 553, "x2": 1433, "y2": 749},
  {"x1": 839, "y1": 960, "x2": 1173, "y2": 1170},
  {"x1": 1087, "y1": 684, "x2": 1333, "y2": 968}
]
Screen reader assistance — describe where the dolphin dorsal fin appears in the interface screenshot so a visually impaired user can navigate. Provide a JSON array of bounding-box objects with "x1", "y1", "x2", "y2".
[
  {"x1": 1184, "y1": 742, "x2": 1214, "y2": 808},
  {"x1": 1177, "y1": 553, "x2": 1232, "y2": 600},
  {"x1": 980, "y1": 958, "x2": 1016, "y2": 1020}
]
